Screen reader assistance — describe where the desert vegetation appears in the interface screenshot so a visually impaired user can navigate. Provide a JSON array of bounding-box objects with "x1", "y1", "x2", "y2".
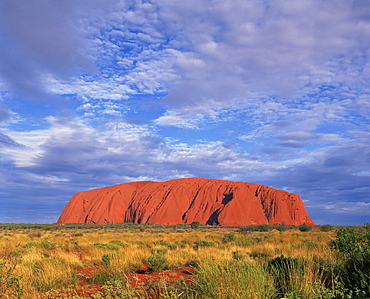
[{"x1": 0, "y1": 222, "x2": 368, "y2": 298}]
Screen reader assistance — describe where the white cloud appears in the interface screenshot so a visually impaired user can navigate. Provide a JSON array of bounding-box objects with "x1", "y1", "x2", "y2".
[
  {"x1": 322, "y1": 201, "x2": 370, "y2": 215},
  {"x1": 154, "y1": 111, "x2": 202, "y2": 129}
]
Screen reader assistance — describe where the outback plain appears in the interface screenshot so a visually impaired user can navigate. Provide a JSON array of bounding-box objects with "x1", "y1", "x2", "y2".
[{"x1": 1, "y1": 223, "x2": 369, "y2": 299}]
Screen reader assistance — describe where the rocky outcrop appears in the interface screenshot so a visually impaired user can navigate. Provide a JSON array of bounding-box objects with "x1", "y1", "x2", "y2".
[{"x1": 57, "y1": 178, "x2": 315, "y2": 226}]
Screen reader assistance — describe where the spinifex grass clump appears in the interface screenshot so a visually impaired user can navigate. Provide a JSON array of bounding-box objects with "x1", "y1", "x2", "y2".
[
  {"x1": 91, "y1": 253, "x2": 125, "y2": 284},
  {"x1": 267, "y1": 254, "x2": 341, "y2": 298},
  {"x1": 23, "y1": 240, "x2": 55, "y2": 250},
  {"x1": 193, "y1": 240, "x2": 215, "y2": 249},
  {"x1": 93, "y1": 242, "x2": 120, "y2": 250},
  {"x1": 145, "y1": 251, "x2": 169, "y2": 272},
  {"x1": 29, "y1": 257, "x2": 77, "y2": 292},
  {"x1": 100, "y1": 277, "x2": 198, "y2": 299},
  {"x1": 196, "y1": 259, "x2": 275, "y2": 299},
  {"x1": 91, "y1": 248, "x2": 147, "y2": 284},
  {"x1": 268, "y1": 254, "x2": 302, "y2": 297},
  {"x1": 222, "y1": 233, "x2": 237, "y2": 243}
]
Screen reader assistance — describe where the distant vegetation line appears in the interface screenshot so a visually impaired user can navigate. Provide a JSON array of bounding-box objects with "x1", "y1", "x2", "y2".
[{"x1": 0, "y1": 222, "x2": 335, "y2": 232}]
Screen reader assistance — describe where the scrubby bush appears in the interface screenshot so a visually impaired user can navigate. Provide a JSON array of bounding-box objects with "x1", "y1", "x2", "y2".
[
  {"x1": 320, "y1": 224, "x2": 334, "y2": 232},
  {"x1": 193, "y1": 240, "x2": 215, "y2": 249},
  {"x1": 23, "y1": 240, "x2": 55, "y2": 250},
  {"x1": 238, "y1": 224, "x2": 273, "y2": 233},
  {"x1": 179, "y1": 239, "x2": 190, "y2": 248},
  {"x1": 190, "y1": 221, "x2": 201, "y2": 229},
  {"x1": 249, "y1": 251, "x2": 272, "y2": 261},
  {"x1": 0, "y1": 260, "x2": 24, "y2": 298},
  {"x1": 153, "y1": 239, "x2": 170, "y2": 246},
  {"x1": 102, "y1": 253, "x2": 114, "y2": 266},
  {"x1": 93, "y1": 242, "x2": 120, "y2": 250},
  {"x1": 330, "y1": 224, "x2": 370, "y2": 298},
  {"x1": 298, "y1": 224, "x2": 313, "y2": 232},
  {"x1": 222, "y1": 233, "x2": 237, "y2": 243},
  {"x1": 28, "y1": 231, "x2": 42, "y2": 238},
  {"x1": 275, "y1": 223, "x2": 289, "y2": 232},
  {"x1": 145, "y1": 253, "x2": 169, "y2": 272},
  {"x1": 109, "y1": 240, "x2": 127, "y2": 247}
]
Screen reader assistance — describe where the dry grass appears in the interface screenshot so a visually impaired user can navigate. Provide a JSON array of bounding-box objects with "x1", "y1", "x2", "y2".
[{"x1": 0, "y1": 225, "x2": 337, "y2": 298}]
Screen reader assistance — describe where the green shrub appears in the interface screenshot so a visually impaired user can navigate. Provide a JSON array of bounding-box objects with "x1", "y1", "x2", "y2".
[
  {"x1": 340, "y1": 249, "x2": 370, "y2": 298},
  {"x1": 145, "y1": 253, "x2": 169, "y2": 272},
  {"x1": 190, "y1": 221, "x2": 201, "y2": 229},
  {"x1": 151, "y1": 248, "x2": 168, "y2": 255},
  {"x1": 109, "y1": 240, "x2": 127, "y2": 247},
  {"x1": 102, "y1": 253, "x2": 114, "y2": 266},
  {"x1": 100, "y1": 279, "x2": 136, "y2": 298},
  {"x1": 153, "y1": 239, "x2": 170, "y2": 246},
  {"x1": 237, "y1": 224, "x2": 272, "y2": 233},
  {"x1": 249, "y1": 251, "x2": 271, "y2": 261},
  {"x1": 303, "y1": 240, "x2": 319, "y2": 249},
  {"x1": 23, "y1": 240, "x2": 55, "y2": 250},
  {"x1": 28, "y1": 231, "x2": 42, "y2": 238},
  {"x1": 180, "y1": 239, "x2": 190, "y2": 248},
  {"x1": 330, "y1": 224, "x2": 370, "y2": 298},
  {"x1": 91, "y1": 268, "x2": 122, "y2": 285},
  {"x1": 193, "y1": 240, "x2": 215, "y2": 249},
  {"x1": 93, "y1": 243, "x2": 120, "y2": 250},
  {"x1": 0, "y1": 260, "x2": 24, "y2": 298},
  {"x1": 234, "y1": 240, "x2": 254, "y2": 246},
  {"x1": 133, "y1": 240, "x2": 148, "y2": 247},
  {"x1": 330, "y1": 226, "x2": 366, "y2": 254},
  {"x1": 167, "y1": 244, "x2": 177, "y2": 250},
  {"x1": 319, "y1": 224, "x2": 334, "y2": 232},
  {"x1": 275, "y1": 223, "x2": 289, "y2": 232},
  {"x1": 298, "y1": 224, "x2": 313, "y2": 232},
  {"x1": 222, "y1": 233, "x2": 237, "y2": 243}
]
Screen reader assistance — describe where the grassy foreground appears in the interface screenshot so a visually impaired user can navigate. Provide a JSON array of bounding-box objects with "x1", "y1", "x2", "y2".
[{"x1": 0, "y1": 223, "x2": 367, "y2": 298}]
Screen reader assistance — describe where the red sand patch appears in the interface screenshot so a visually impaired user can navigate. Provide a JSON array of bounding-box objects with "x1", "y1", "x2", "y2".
[
  {"x1": 127, "y1": 264, "x2": 195, "y2": 287},
  {"x1": 43, "y1": 264, "x2": 195, "y2": 298}
]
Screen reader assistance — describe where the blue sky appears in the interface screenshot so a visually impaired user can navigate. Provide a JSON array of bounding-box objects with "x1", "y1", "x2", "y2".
[{"x1": 0, "y1": 0, "x2": 369, "y2": 225}]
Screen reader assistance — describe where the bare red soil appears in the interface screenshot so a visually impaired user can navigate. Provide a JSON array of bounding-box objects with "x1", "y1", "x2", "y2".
[
  {"x1": 127, "y1": 264, "x2": 195, "y2": 287},
  {"x1": 44, "y1": 264, "x2": 195, "y2": 298}
]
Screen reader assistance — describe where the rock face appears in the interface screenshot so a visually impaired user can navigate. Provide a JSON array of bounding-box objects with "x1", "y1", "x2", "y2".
[{"x1": 57, "y1": 178, "x2": 315, "y2": 226}]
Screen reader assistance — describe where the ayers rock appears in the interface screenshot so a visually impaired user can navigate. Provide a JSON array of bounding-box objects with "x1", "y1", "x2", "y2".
[{"x1": 57, "y1": 178, "x2": 315, "y2": 226}]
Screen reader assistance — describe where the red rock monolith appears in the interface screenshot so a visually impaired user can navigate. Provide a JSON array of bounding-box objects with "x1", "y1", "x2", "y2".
[{"x1": 57, "y1": 178, "x2": 315, "y2": 226}]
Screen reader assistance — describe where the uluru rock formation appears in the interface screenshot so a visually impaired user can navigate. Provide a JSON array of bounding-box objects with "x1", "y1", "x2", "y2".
[{"x1": 57, "y1": 178, "x2": 315, "y2": 226}]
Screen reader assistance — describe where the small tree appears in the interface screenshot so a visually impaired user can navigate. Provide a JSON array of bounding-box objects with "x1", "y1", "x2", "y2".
[
  {"x1": 190, "y1": 221, "x2": 201, "y2": 229},
  {"x1": 298, "y1": 224, "x2": 312, "y2": 232}
]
